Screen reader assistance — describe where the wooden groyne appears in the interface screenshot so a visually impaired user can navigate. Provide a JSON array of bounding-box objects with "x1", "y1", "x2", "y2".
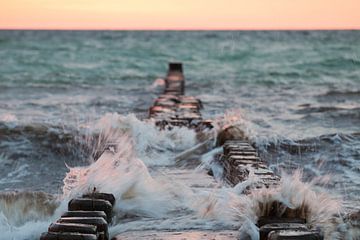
[
  {"x1": 219, "y1": 139, "x2": 323, "y2": 239},
  {"x1": 149, "y1": 62, "x2": 212, "y2": 131},
  {"x1": 40, "y1": 192, "x2": 115, "y2": 240},
  {"x1": 40, "y1": 63, "x2": 324, "y2": 239},
  {"x1": 220, "y1": 140, "x2": 280, "y2": 189}
]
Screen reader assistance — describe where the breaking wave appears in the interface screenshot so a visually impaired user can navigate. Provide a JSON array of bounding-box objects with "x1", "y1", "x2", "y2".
[{"x1": 0, "y1": 112, "x2": 359, "y2": 239}]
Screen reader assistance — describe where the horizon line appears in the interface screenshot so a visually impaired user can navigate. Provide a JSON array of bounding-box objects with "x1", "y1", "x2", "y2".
[{"x1": 1, "y1": 27, "x2": 360, "y2": 31}]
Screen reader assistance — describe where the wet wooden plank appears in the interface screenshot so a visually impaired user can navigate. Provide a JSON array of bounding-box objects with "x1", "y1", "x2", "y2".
[
  {"x1": 267, "y1": 230, "x2": 323, "y2": 240},
  {"x1": 259, "y1": 223, "x2": 309, "y2": 240},
  {"x1": 112, "y1": 230, "x2": 239, "y2": 240},
  {"x1": 40, "y1": 193, "x2": 115, "y2": 240},
  {"x1": 220, "y1": 140, "x2": 279, "y2": 189}
]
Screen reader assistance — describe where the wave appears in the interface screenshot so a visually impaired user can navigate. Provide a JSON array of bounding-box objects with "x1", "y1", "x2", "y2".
[
  {"x1": 0, "y1": 121, "x2": 90, "y2": 161},
  {"x1": 321, "y1": 90, "x2": 360, "y2": 98},
  {"x1": 0, "y1": 38, "x2": 9, "y2": 44},
  {"x1": 0, "y1": 191, "x2": 59, "y2": 240},
  {"x1": 295, "y1": 106, "x2": 360, "y2": 114},
  {"x1": 0, "y1": 114, "x2": 198, "y2": 193},
  {"x1": 320, "y1": 57, "x2": 360, "y2": 68},
  {"x1": 0, "y1": 122, "x2": 78, "y2": 142},
  {"x1": 1, "y1": 165, "x2": 354, "y2": 239},
  {"x1": 1, "y1": 112, "x2": 360, "y2": 239},
  {"x1": 58, "y1": 115, "x2": 353, "y2": 239},
  {"x1": 76, "y1": 113, "x2": 198, "y2": 166},
  {"x1": 0, "y1": 111, "x2": 197, "y2": 165},
  {"x1": 255, "y1": 132, "x2": 360, "y2": 158},
  {"x1": 268, "y1": 71, "x2": 301, "y2": 78},
  {"x1": 0, "y1": 191, "x2": 58, "y2": 226}
]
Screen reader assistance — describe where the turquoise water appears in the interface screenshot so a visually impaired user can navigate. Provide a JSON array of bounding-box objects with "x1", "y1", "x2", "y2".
[{"x1": 0, "y1": 30, "x2": 359, "y2": 207}]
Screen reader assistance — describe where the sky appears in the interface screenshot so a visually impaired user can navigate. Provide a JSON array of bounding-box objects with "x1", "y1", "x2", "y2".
[{"x1": 0, "y1": 0, "x2": 359, "y2": 30}]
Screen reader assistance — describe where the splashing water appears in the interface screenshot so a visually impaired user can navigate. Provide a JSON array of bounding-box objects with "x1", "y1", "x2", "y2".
[
  {"x1": 0, "y1": 30, "x2": 359, "y2": 239},
  {"x1": 62, "y1": 135, "x2": 178, "y2": 218},
  {"x1": 0, "y1": 191, "x2": 59, "y2": 239},
  {"x1": 87, "y1": 113, "x2": 197, "y2": 165},
  {"x1": 0, "y1": 113, "x2": 359, "y2": 239},
  {"x1": 216, "y1": 109, "x2": 360, "y2": 210}
]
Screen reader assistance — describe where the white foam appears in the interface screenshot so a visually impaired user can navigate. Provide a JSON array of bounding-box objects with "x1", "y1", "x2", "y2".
[
  {"x1": 63, "y1": 141, "x2": 178, "y2": 218},
  {"x1": 0, "y1": 191, "x2": 59, "y2": 240},
  {"x1": 0, "y1": 214, "x2": 50, "y2": 240},
  {"x1": 1, "y1": 113, "x2": 358, "y2": 239},
  {"x1": 148, "y1": 78, "x2": 165, "y2": 91},
  {"x1": 88, "y1": 113, "x2": 197, "y2": 166},
  {"x1": 0, "y1": 113, "x2": 17, "y2": 123}
]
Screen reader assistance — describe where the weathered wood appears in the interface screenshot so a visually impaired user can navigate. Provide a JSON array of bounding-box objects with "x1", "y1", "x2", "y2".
[
  {"x1": 68, "y1": 198, "x2": 113, "y2": 223},
  {"x1": 149, "y1": 63, "x2": 212, "y2": 130},
  {"x1": 257, "y1": 217, "x2": 306, "y2": 228},
  {"x1": 165, "y1": 63, "x2": 185, "y2": 95},
  {"x1": 82, "y1": 193, "x2": 115, "y2": 206},
  {"x1": 40, "y1": 232, "x2": 97, "y2": 240},
  {"x1": 41, "y1": 192, "x2": 114, "y2": 240},
  {"x1": 61, "y1": 211, "x2": 107, "y2": 221},
  {"x1": 58, "y1": 217, "x2": 108, "y2": 240},
  {"x1": 216, "y1": 136, "x2": 323, "y2": 239},
  {"x1": 168, "y1": 62, "x2": 183, "y2": 73},
  {"x1": 267, "y1": 230, "x2": 323, "y2": 240},
  {"x1": 259, "y1": 223, "x2": 308, "y2": 240},
  {"x1": 112, "y1": 230, "x2": 239, "y2": 240},
  {"x1": 48, "y1": 222, "x2": 98, "y2": 235},
  {"x1": 220, "y1": 140, "x2": 279, "y2": 188},
  {"x1": 40, "y1": 62, "x2": 329, "y2": 240},
  {"x1": 57, "y1": 217, "x2": 107, "y2": 231}
]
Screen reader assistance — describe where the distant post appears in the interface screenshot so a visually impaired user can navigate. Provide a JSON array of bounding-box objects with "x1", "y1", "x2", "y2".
[
  {"x1": 165, "y1": 62, "x2": 185, "y2": 95},
  {"x1": 168, "y1": 62, "x2": 183, "y2": 73}
]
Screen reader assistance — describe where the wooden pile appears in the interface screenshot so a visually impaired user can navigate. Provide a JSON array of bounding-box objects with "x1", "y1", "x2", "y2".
[
  {"x1": 220, "y1": 140, "x2": 279, "y2": 189},
  {"x1": 39, "y1": 63, "x2": 327, "y2": 239},
  {"x1": 149, "y1": 63, "x2": 212, "y2": 130},
  {"x1": 40, "y1": 193, "x2": 115, "y2": 240},
  {"x1": 220, "y1": 140, "x2": 323, "y2": 240}
]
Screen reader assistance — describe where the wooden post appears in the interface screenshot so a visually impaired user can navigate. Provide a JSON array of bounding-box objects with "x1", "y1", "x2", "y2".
[{"x1": 168, "y1": 62, "x2": 183, "y2": 73}]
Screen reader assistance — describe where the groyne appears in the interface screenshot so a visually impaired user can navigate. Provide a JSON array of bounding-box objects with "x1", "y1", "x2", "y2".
[{"x1": 40, "y1": 63, "x2": 327, "y2": 240}]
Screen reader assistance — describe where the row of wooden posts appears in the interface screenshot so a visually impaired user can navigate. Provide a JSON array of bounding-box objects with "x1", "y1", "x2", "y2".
[
  {"x1": 149, "y1": 62, "x2": 212, "y2": 130},
  {"x1": 219, "y1": 140, "x2": 322, "y2": 239},
  {"x1": 40, "y1": 63, "x2": 323, "y2": 240},
  {"x1": 40, "y1": 193, "x2": 115, "y2": 240}
]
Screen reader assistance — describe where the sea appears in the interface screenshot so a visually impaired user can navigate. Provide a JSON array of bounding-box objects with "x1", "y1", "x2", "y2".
[{"x1": 0, "y1": 30, "x2": 359, "y2": 239}]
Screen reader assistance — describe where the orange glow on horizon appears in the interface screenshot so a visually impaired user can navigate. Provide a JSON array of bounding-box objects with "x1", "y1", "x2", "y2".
[{"x1": 0, "y1": 0, "x2": 359, "y2": 30}]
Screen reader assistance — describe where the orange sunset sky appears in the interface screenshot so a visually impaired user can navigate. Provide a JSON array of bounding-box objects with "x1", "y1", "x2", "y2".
[{"x1": 1, "y1": 0, "x2": 359, "y2": 30}]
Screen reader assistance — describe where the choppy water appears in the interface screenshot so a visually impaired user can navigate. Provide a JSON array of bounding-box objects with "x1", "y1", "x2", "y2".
[{"x1": 0, "y1": 30, "x2": 359, "y2": 239}]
